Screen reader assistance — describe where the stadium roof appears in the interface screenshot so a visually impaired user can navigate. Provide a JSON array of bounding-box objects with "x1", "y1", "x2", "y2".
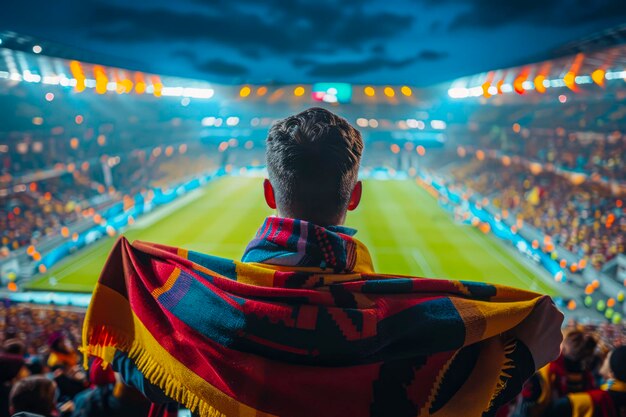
[
  {"x1": 0, "y1": 31, "x2": 144, "y2": 71},
  {"x1": 548, "y1": 24, "x2": 626, "y2": 59}
]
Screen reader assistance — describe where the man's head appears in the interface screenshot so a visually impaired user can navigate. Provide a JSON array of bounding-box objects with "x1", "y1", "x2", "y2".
[
  {"x1": 561, "y1": 330, "x2": 597, "y2": 362},
  {"x1": 9, "y1": 375, "x2": 57, "y2": 416},
  {"x1": 264, "y1": 107, "x2": 363, "y2": 226}
]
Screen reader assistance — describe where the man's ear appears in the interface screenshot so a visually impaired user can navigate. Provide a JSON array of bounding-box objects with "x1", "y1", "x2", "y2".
[
  {"x1": 347, "y1": 181, "x2": 362, "y2": 211},
  {"x1": 263, "y1": 179, "x2": 277, "y2": 209}
]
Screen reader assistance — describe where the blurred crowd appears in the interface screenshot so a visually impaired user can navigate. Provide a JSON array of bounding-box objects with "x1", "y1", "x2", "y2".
[
  {"x1": 450, "y1": 159, "x2": 626, "y2": 269},
  {"x1": 1, "y1": 175, "x2": 99, "y2": 253},
  {"x1": 0, "y1": 302, "x2": 153, "y2": 417},
  {"x1": 474, "y1": 128, "x2": 626, "y2": 181},
  {"x1": 1, "y1": 144, "x2": 218, "y2": 258}
]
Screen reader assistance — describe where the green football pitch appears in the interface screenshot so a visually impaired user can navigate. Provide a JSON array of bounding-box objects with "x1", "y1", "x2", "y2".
[{"x1": 25, "y1": 176, "x2": 558, "y2": 295}]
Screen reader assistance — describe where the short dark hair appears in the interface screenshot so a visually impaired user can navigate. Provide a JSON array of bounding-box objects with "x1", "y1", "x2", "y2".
[
  {"x1": 266, "y1": 107, "x2": 363, "y2": 225},
  {"x1": 9, "y1": 376, "x2": 57, "y2": 415}
]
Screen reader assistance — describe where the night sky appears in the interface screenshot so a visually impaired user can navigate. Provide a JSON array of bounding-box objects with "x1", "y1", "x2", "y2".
[{"x1": 2, "y1": 0, "x2": 626, "y2": 86}]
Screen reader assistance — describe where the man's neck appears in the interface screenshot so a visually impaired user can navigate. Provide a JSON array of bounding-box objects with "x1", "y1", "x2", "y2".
[{"x1": 275, "y1": 210, "x2": 346, "y2": 228}]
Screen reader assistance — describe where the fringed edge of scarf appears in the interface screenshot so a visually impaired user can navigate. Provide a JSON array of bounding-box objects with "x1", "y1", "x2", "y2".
[
  {"x1": 488, "y1": 339, "x2": 519, "y2": 412},
  {"x1": 82, "y1": 325, "x2": 229, "y2": 417}
]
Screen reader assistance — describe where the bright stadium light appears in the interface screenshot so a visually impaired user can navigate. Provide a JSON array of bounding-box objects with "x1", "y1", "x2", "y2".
[
  {"x1": 549, "y1": 79, "x2": 566, "y2": 88},
  {"x1": 42, "y1": 75, "x2": 60, "y2": 85},
  {"x1": 59, "y1": 77, "x2": 72, "y2": 87},
  {"x1": 161, "y1": 86, "x2": 184, "y2": 96},
  {"x1": 293, "y1": 86, "x2": 305, "y2": 96},
  {"x1": 447, "y1": 87, "x2": 468, "y2": 98},
  {"x1": 356, "y1": 118, "x2": 368, "y2": 127},
  {"x1": 183, "y1": 87, "x2": 214, "y2": 99},
  {"x1": 201, "y1": 117, "x2": 216, "y2": 126},
  {"x1": 605, "y1": 71, "x2": 626, "y2": 80},
  {"x1": 591, "y1": 69, "x2": 605, "y2": 86},
  {"x1": 32, "y1": 45, "x2": 42, "y2": 54},
  {"x1": 239, "y1": 86, "x2": 251, "y2": 97},
  {"x1": 431, "y1": 120, "x2": 447, "y2": 130},
  {"x1": 22, "y1": 71, "x2": 41, "y2": 83},
  {"x1": 469, "y1": 86, "x2": 483, "y2": 97}
]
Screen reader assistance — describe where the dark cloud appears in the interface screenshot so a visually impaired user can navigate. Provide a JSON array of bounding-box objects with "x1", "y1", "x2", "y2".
[
  {"x1": 171, "y1": 50, "x2": 196, "y2": 61},
  {"x1": 87, "y1": 1, "x2": 412, "y2": 56},
  {"x1": 417, "y1": 50, "x2": 447, "y2": 60},
  {"x1": 194, "y1": 58, "x2": 249, "y2": 76},
  {"x1": 296, "y1": 50, "x2": 448, "y2": 77},
  {"x1": 429, "y1": 21, "x2": 443, "y2": 33},
  {"x1": 435, "y1": 0, "x2": 626, "y2": 30},
  {"x1": 371, "y1": 44, "x2": 386, "y2": 54},
  {"x1": 171, "y1": 50, "x2": 249, "y2": 76}
]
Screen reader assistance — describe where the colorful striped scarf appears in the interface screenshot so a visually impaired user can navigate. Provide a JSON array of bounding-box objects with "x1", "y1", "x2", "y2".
[{"x1": 83, "y1": 216, "x2": 546, "y2": 417}]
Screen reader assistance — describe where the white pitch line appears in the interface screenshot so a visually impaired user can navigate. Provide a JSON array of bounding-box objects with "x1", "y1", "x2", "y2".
[
  {"x1": 410, "y1": 249, "x2": 436, "y2": 277},
  {"x1": 133, "y1": 188, "x2": 205, "y2": 229}
]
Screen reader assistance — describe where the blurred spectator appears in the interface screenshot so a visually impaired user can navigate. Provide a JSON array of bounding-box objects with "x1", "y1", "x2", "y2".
[
  {"x1": 0, "y1": 354, "x2": 28, "y2": 417},
  {"x1": 47, "y1": 333, "x2": 79, "y2": 369},
  {"x1": 8, "y1": 376, "x2": 57, "y2": 417},
  {"x1": 71, "y1": 358, "x2": 150, "y2": 417},
  {"x1": 513, "y1": 330, "x2": 597, "y2": 416},
  {"x1": 549, "y1": 330, "x2": 598, "y2": 395}
]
